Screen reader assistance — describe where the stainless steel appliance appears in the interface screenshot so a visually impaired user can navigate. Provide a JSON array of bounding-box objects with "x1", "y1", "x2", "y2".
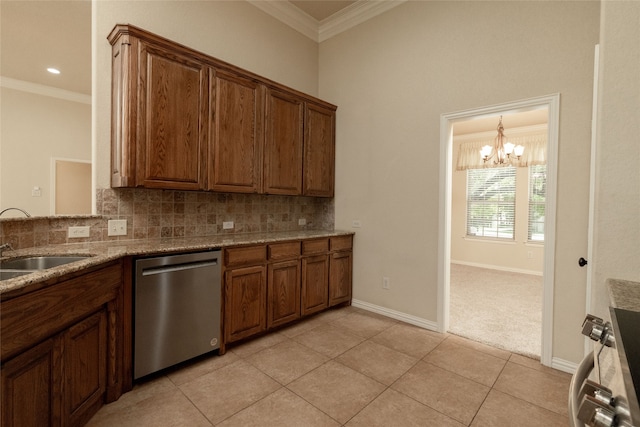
[
  {"x1": 570, "y1": 308, "x2": 640, "y2": 427},
  {"x1": 134, "y1": 250, "x2": 221, "y2": 379}
]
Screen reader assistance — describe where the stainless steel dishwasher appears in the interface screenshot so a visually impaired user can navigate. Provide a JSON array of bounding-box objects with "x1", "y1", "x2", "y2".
[{"x1": 134, "y1": 250, "x2": 221, "y2": 379}]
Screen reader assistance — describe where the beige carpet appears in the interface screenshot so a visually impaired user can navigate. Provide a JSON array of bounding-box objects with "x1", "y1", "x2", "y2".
[{"x1": 449, "y1": 263, "x2": 542, "y2": 359}]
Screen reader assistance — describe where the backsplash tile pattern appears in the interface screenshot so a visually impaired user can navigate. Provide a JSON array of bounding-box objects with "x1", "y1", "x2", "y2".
[{"x1": 0, "y1": 188, "x2": 334, "y2": 251}]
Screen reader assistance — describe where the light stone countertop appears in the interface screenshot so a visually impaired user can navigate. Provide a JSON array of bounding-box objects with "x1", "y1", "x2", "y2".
[
  {"x1": 0, "y1": 230, "x2": 354, "y2": 297},
  {"x1": 608, "y1": 278, "x2": 640, "y2": 312}
]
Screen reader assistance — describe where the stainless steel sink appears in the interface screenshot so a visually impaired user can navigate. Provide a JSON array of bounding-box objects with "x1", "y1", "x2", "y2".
[{"x1": 0, "y1": 255, "x2": 91, "y2": 280}]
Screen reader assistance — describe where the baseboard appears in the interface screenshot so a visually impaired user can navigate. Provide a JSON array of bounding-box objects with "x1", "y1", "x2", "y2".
[
  {"x1": 451, "y1": 260, "x2": 543, "y2": 276},
  {"x1": 351, "y1": 299, "x2": 439, "y2": 332},
  {"x1": 551, "y1": 357, "x2": 578, "y2": 374}
]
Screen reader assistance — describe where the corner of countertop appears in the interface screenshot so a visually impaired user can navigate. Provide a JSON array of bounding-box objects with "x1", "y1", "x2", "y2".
[{"x1": 608, "y1": 278, "x2": 640, "y2": 312}]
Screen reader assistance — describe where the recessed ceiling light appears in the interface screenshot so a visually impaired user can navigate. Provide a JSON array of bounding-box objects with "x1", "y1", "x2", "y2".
[{"x1": 47, "y1": 67, "x2": 61, "y2": 74}]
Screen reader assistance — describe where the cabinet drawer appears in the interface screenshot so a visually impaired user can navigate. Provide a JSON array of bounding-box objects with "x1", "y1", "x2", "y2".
[
  {"x1": 330, "y1": 235, "x2": 353, "y2": 252},
  {"x1": 268, "y1": 242, "x2": 300, "y2": 261},
  {"x1": 224, "y1": 245, "x2": 267, "y2": 267},
  {"x1": 301, "y1": 238, "x2": 329, "y2": 255}
]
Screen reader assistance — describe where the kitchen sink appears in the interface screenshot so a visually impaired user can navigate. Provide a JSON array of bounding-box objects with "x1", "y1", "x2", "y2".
[{"x1": 0, "y1": 256, "x2": 91, "y2": 280}]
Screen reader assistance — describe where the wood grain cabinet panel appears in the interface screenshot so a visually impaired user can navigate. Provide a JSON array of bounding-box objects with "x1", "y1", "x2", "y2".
[
  {"x1": 209, "y1": 70, "x2": 263, "y2": 193},
  {"x1": 329, "y1": 251, "x2": 353, "y2": 307},
  {"x1": 263, "y1": 89, "x2": 304, "y2": 195},
  {"x1": 301, "y1": 254, "x2": 329, "y2": 316},
  {"x1": 267, "y1": 260, "x2": 301, "y2": 328},
  {"x1": 224, "y1": 265, "x2": 267, "y2": 343},
  {"x1": 137, "y1": 42, "x2": 209, "y2": 190},
  {"x1": 304, "y1": 103, "x2": 336, "y2": 197}
]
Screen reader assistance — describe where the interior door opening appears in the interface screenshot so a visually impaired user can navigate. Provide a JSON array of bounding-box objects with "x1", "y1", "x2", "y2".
[{"x1": 438, "y1": 94, "x2": 560, "y2": 366}]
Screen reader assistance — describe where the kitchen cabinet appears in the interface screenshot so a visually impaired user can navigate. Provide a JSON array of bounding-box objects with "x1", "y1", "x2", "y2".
[
  {"x1": 109, "y1": 24, "x2": 336, "y2": 197},
  {"x1": 267, "y1": 242, "x2": 301, "y2": 328},
  {"x1": 223, "y1": 246, "x2": 267, "y2": 344},
  {"x1": 209, "y1": 70, "x2": 264, "y2": 193},
  {"x1": 110, "y1": 30, "x2": 208, "y2": 190},
  {"x1": 304, "y1": 103, "x2": 336, "y2": 197},
  {"x1": 329, "y1": 235, "x2": 353, "y2": 306},
  {"x1": 0, "y1": 262, "x2": 124, "y2": 427},
  {"x1": 301, "y1": 239, "x2": 330, "y2": 316},
  {"x1": 263, "y1": 89, "x2": 304, "y2": 195}
]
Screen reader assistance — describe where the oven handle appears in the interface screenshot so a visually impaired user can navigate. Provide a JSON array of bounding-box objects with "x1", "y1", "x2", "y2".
[{"x1": 569, "y1": 351, "x2": 595, "y2": 427}]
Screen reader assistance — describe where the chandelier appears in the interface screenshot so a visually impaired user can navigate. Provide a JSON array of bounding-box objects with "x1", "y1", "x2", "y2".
[{"x1": 480, "y1": 116, "x2": 524, "y2": 165}]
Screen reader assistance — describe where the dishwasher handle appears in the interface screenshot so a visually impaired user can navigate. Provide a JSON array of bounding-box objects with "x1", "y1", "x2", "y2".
[{"x1": 141, "y1": 259, "x2": 218, "y2": 277}]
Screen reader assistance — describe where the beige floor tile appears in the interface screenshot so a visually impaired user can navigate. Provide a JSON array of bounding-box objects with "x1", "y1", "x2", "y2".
[
  {"x1": 370, "y1": 322, "x2": 446, "y2": 358},
  {"x1": 392, "y1": 361, "x2": 490, "y2": 425},
  {"x1": 166, "y1": 351, "x2": 239, "y2": 386},
  {"x1": 446, "y1": 334, "x2": 512, "y2": 360},
  {"x1": 245, "y1": 339, "x2": 329, "y2": 384},
  {"x1": 493, "y1": 361, "x2": 570, "y2": 416},
  {"x1": 91, "y1": 376, "x2": 177, "y2": 418},
  {"x1": 87, "y1": 388, "x2": 211, "y2": 427},
  {"x1": 178, "y1": 360, "x2": 281, "y2": 424},
  {"x1": 471, "y1": 389, "x2": 569, "y2": 427},
  {"x1": 292, "y1": 323, "x2": 365, "y2": 358},
  {"x1": 218, "y1": 387, "x2": 340, "y2": 427},
  {"x1": 312, "y1": 306, "x2": 353, "y2": 323},
  {"x1": 424, "y1": 338, "x2": 507, "y2": 387},
  {"x1": 346, "y1": 388, "x2": 465, "y2": 427},
  {"x1": 330, "y1": 311, "x2": 397, "y2": 338},
  {"x1": 278, "y1": 316, "x2": 326, "y2": 338},
  {"x1": 509, "y1": 353, "x2": 572, "y2": 379},
  {"x1": 229, "y1": 331, "x2": 288, "y2": 358},
  {"x1": 287, "y1": 360, "x2": 386, "y2": 424},
  {"x1": 336, "y1": 340, "x2": 418, "y2": 385}
]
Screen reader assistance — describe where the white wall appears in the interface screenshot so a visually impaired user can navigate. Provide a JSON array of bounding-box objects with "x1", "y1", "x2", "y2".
[
  {"x1": 94, "y1": 0, "x2": 319, "y2": 189},
  {"x1": 321, "y1": 1, "x2": 599, "y2": 363},
  {"x1": 591, "y1": 2, "x2": 640, "y2": 317},
  {"x1": 0, "y1": 87, "x2": 91, "y2": 217}
]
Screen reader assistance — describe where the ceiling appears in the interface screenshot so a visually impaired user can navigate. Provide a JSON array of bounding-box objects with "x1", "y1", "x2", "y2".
[{"x1": 0, "y1": 0, "x2": 546, "y2": 133}]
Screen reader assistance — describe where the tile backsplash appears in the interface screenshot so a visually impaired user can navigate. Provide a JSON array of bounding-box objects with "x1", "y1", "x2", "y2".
[{"x1": 0, "y1": 188, "x2": 334, "y2": 251}]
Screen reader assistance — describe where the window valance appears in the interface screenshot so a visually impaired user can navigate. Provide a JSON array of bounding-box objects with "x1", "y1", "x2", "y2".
[{"x1": 456, "y1": 132, "x2": 547, "y2": 171}]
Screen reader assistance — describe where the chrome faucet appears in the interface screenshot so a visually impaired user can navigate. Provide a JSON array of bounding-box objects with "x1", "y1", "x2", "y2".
[
  {"x1": 0, "y1": 243, "x2": 13, "y2": 257},
  {"x1": 0, "y1": 207, "x2": 31, "y2": 218}
]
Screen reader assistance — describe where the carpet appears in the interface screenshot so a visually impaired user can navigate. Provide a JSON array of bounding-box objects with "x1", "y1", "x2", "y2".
[{"x1": 449, "y1": 263, "x2": 542, "y2": 359}]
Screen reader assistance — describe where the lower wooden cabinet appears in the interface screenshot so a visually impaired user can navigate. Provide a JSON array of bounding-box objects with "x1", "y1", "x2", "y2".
[
  {"x1": 301, "y1": 254, "x2": 329, "y2": 316},
  {"x1": 329, "y1": 251, "x2": 353, "y2": 306},
  {"x1": 224, "y1": 265, "x2": 267, "y2": 343},
  {"x1": 0, "y1": 262, "x2": 124, "y2": 427},
  {"x1": 267, "y1": 260, "x2": 301, "y2": 328}
]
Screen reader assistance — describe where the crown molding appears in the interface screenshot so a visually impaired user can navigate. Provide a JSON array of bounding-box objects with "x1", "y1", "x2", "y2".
[
  {"x1": 0, "y1": 76, "x2": 91, "y2": 105},
  {"x1": 319, "y1": 1, "x2": 406, "y2": 42},
  {"x1": 248, "y1": 0, "x2": 406, "y2": 43},
  {"x1": 248, "y1": 1, "x2": 319, "y2": 41}
]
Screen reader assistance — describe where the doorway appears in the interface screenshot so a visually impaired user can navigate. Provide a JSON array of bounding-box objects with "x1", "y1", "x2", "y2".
[{"x1": 437, "y1": 94, "x2": 560, "y2": 366}]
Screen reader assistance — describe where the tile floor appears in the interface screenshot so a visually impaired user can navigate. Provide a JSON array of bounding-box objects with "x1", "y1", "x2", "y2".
[{"x1": 87, "y1": 306, "x2": 571, "y2": 426}]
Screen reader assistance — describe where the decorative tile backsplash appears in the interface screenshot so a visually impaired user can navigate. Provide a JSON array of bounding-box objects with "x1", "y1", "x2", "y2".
[{"x1": 0, "y1": 188, "x2": 334, "y2": 251}]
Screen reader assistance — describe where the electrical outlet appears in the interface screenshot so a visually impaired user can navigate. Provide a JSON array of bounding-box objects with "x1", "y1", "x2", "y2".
[
  {"x1": 352, "y1": 220, "x2": 362, "y2": 228},
  {"x1": 107, "y1": 219, "x2": 127, "y2": 236},
  {"x1": 222, "y1": 221, "x2": 234, "y2": 230},
  {"x1": 382, "y1": 277, "x2": 390, "y2": 290},
  {"x1": 68, "y1": 226, "x2": 90, "y2": 238},
  {"x1": 298, "y1": 218, "x2": 307, "y2": 226}
]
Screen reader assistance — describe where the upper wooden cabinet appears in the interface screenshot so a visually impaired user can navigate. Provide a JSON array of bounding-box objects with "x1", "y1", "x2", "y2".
[
  {"x1": 108, "y1": 24, "x2": 336, "y2": 197},
  {"x1": 209, "y1": 70, "x2": 263, "y2": 193},
  {"x1": 264, "y1": 89, "x2": 304, "y2": 195}
]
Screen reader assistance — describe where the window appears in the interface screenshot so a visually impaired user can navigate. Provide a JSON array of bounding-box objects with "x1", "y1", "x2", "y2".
[
  {"x1": 466, "y1": 167, "x2": 516, "y2": 239},
  {"x1": 528, "y1": 164, "x2": 546, "y2": 242}
]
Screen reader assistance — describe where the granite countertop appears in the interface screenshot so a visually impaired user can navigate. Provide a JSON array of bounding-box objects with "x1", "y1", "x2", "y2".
[
  {"x1": 608, "y1": 278, "x2": 640, "y2": 312},
  {"x1": 0, "y1": 230, "x2": 354, "y2": 296}
]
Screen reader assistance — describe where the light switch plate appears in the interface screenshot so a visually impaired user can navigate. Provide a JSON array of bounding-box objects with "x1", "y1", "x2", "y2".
[
  {"x1": 108, "y1": 219, "x2": 127, "y2": 236},
  {"x1": 222, "y1": 221, "x2": 234, "y2": 230}
]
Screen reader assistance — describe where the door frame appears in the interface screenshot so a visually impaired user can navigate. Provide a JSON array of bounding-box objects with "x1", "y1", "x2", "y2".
[{"x1": 437, "y1": 94, "x2": 560, "y2": 366}]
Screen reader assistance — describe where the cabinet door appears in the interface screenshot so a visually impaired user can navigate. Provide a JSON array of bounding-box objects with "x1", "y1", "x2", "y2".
[
  {"x1": 301, "y1": 255, "x2": 329, "y2": 316},
  {"x1": 209, "y1": 70, "x2": 263, "y2": 193},
  {"x1": 303, "y1": 103, "x2": 335, "y2": 197},
  {"x1": 224, "y1": 265, "x2": 267, "y2": 343},
  {"x1": 138, "y1": 42, "x2": 208, "y2": 190},
  {"x1": 267, "y1": 260, "x2": 301, "y2": 328},
  {"x1": 264, "y1": 89, "x2": 304, "y2": 195},
  {"x1": 1, "y1": 338, "x2": 62, "y2": 427},
  {"x1": 329, "y1": 251, "x2": 352, "y2": 306},
  {"x1": 65, "y1": 310, "x2": 107, "y2": 427}
]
